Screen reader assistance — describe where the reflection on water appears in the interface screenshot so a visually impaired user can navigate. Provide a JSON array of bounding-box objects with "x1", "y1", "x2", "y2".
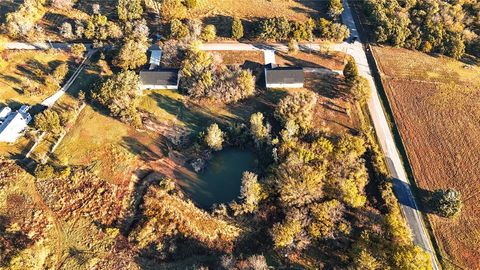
[{"x1": 181, "y1": 148, "x2": 257, "y2": 209}]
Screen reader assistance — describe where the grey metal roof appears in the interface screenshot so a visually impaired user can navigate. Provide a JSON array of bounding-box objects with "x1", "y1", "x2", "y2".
[
  {"x1": 265, "y1": 66, "x2": 304, "y2": 85},
  {"x1": 139, "y1": 69, "x2": 179, "y2": 86}
]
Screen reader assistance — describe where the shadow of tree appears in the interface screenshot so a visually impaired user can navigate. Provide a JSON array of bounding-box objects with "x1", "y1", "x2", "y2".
[
  {"x1": 202, "y1": 15, "x2": 233, "y2": 38},
  {"x1": 148, "y1": 92, "x2": 227, "y2": 133},
  {"x1": 0, "y1": 215, "x2": 33, "y2": 267},
  {"x1": 121, "y1": 136, "x2": 162, "y2": 162}
]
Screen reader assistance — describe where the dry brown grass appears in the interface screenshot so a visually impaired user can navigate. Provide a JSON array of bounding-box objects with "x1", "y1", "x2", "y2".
[
  {"x1": 193, "y1": 0, "x2": 326, "y2": 21},
  {"x1": 372, "y1": 46, "x2": 480, "y2": 269}
]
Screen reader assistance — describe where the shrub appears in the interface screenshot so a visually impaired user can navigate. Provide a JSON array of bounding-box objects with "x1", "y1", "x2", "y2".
[
  {"x1": 34, "y1": 164, "x2": 55, "y2": 179},
  {"x1": 201, "y1": 24, "x2": 216, "y2": 42}
]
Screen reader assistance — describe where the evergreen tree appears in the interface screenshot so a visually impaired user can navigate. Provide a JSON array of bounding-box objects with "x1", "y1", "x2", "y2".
[{"x1": 231, "y1": 17, "x2": 244, "y2": 39}]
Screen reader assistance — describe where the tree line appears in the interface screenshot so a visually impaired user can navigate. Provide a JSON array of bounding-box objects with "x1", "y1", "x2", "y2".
[{"x1": 365, "y1": 0, "x2": 480, "y2": 59}]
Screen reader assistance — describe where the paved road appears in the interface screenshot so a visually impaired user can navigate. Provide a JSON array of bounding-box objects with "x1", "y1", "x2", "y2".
[
  {"x1": 341, "y1": 0, "x2": 439, "y2": 269},
  {"x1": 41, "y1": 49, "x2": 96, "y2": 107}
]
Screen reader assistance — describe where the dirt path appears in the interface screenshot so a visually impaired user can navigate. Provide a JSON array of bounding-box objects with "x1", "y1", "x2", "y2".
[{"x1": 26, "y1": 177, "x2": 67, "y2": 269}]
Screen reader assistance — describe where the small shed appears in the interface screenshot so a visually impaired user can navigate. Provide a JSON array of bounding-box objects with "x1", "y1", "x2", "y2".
[
  {"x1": 265, "y1": 64, "x2": 304, "y2": 89},
  {"x1": 139, "y1": 69, "x2": 180, "y2": 90},
  {"x1": 0, "y1": 107, "x2": 12, "y2": 121},
  {"x1": 149, "y1": 50, "x2": 162, "y2": 68}
]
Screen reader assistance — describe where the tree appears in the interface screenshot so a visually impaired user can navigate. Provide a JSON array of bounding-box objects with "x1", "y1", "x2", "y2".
[
  {"x1": 393, "y1": 245, "x2": 431, "y2": 270},
  {"x1": 180, "y1": 44, "x2": 216, "y2": 97},
  {"x1": 275, "y1": 91, "x2": 318, "y2": 134},
  {"x1": 117, "y1": 0, "x2": 143, "y2": 22},
  {"x1": 70, "y1": 43, "x2": 86, "y2": 58},
  {"x1": 350, "y1": 76, "x2": 371, "y2": 104},
  {"x1": 34, "y1": 110, "x2": 62, "y2": 134},
  {"x1": 4, "y1": 0, "x2": 45, "y2": 38},
  {"x1": 52, "y1": 63, "x2": 69, "y2": 85},
  {"x1": 201, "y1": 24, "x2": 216, "y2": 42},
  {"x1": 34, "y1": 164, "x2": 55, "y2": 179},
  {"x1": 250, "y1": 112, "x2": 270, "y2": 144},
  {"x1": 205, "y1": 123, "x2": 224, "y2": 151},
  {"x1": 432, "y1": 188, "x2": 462, "y2": 218},
  {"x1": 307, "y1": 199, "x2": 345, "y2": 239},
  {"x1": 159, "y1": 0, "x2": 187, "y2": 21},
  {"x1": 235, "y1": 69, "x2": 255, "y2": 100},
  {"x1": 170, "y1": 19, "x2": 189, "y2": 39},
  {"x1": 231, "y1": 17, "x2": 244, "y2": 39},
  {"x1": 352, "y1": 250, "x2": 380, "y2": 270},
  {"x1": 317, "y1": 18, "x2": 350, "y2": 42},
  {"x1": 84, "y1": 13, "x2": 121, "y2": 42},
  {"x1": 259, "y1": 17, "x2": 292, "y2": 41},
  {"x1": 343, "y1": 57, "x2": 359, "y2": 85},
  {"x1": 114, "y1": 39, "x2": 149, "y2": 69},
  {"x1": 51, "y1": 0, "x2": 75, "y2": 9},
  {"x1": 271, "y1": 211, "x2": 302, "y2": 248},
  {"x1": 92, "y1": 70, "x2": 142, "y2": 126},
  {"x1": 288, "y1": 38, "x2": 299, "y2": 54},
  {"x1": 59, "y1": 22, "x2": 73, "y2": 38},
  {"x1": 276, "y1": 158, "x2": 326, "y2": 207},
  {"x1": 231, "y1": 172, "x2": 265, "y2": 215},
  {"x1": 184, "y1": 0, "x2": 197, "y2": 9},
  {"x1": 328, "y1": 0, "x2": 344, "y2": 19}
]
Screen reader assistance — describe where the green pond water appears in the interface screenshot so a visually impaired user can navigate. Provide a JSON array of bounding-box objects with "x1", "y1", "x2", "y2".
[{"x1": 182, "y1": 148, "x2": 257, "y2": 208}]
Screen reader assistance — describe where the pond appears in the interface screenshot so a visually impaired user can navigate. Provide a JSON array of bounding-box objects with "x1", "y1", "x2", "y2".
[{"x1": 180, "y1": 148, "x2": 257, "y2": 209}]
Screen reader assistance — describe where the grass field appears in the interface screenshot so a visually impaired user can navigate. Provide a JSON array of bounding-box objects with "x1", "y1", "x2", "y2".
[
  {"x1": 372, "y1": 46, "x2": 480, "y2": 269},
  {"x1": 0, "y1": 49, "x2": 72, "y2": 159},
  {"x1": 0, "y1": 50, "x2": 71, "y2": 107},
  {"x1": 194, "y1": 0, "x2": 326, "y2": 21}
]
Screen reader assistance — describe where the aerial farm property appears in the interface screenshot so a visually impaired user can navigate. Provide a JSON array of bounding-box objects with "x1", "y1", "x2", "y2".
[{"x1": 0, "y1": 0, "x2": 478, "y2": 269}]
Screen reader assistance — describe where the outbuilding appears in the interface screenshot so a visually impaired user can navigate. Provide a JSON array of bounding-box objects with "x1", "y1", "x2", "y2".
[
  {"x1": 0, "y1": 105, "x2": 32, "y2": 143},
  {"x1": 264, "y1": 64, "x2": 304, "y2": 89},
  {"x1": 139, "y1": 69, "x2": 180, "y2": 90}
]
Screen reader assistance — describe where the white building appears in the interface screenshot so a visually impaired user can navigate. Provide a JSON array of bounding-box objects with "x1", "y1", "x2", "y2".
[{"x1": 0, "y1": 105, "x2": 32, "y2": 143}]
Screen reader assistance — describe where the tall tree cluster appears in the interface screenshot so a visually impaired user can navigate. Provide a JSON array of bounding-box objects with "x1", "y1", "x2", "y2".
[
  {"x1": 3, "y1": 0, "x2": 46, "y2": 39},
  {"x1": 366, "y1": 0, "x2": 479, "y2": 59},
  {"x1": 92, "y1": 70, "x2": 142, "y2": 127},
  {"x1": 180, "y1": 43, "x2": 255, "y2": 103}
]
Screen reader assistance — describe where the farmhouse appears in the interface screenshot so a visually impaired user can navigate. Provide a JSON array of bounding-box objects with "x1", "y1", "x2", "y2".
[
  {"x1": 139, "y1": 69, "x2": 180, "y2": 90},
  {"x1": 0, "y1": 105, "x2": 32, "y2": 143},
  {"x1": 265, "y1": 64, "x2": 304, "y2": 89}
]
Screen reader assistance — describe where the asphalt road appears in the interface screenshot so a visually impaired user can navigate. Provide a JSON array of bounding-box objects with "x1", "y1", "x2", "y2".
[{"x1": 341, "y1": 0, "x2": 439, "y2": 269}]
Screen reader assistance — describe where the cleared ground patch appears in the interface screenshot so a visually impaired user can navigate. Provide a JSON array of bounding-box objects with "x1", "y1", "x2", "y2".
[{"x1": 372, "y1": 46, "x2": 480, "y2": 269}]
